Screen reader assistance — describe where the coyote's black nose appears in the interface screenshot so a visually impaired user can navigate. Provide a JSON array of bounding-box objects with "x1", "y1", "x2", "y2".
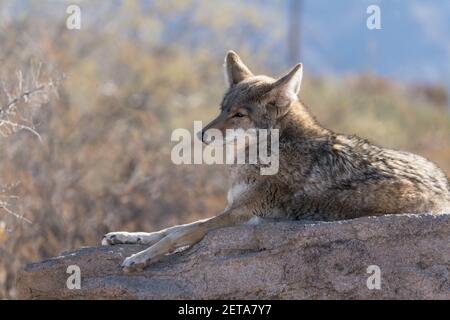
[{"x1": 197, "y1": 130, "x2": 205, "y2": 143}]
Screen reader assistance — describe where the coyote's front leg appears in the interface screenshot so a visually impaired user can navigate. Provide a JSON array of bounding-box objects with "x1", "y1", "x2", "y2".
[
  {"x1": 102, "y1": 217, "x2": 213, "y2": 246},
  {"x1": 118, "y1": 208, "x2": 250, "y2": 272}
]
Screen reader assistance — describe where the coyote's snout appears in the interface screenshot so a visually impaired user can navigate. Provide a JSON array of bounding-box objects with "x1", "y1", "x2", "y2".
[{"x1": 103, "y1": 51, "x2": 450, "y2": 272}]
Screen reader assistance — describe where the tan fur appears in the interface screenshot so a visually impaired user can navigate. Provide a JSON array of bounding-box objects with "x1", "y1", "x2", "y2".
[{"x1": 104, "y1": 51, "x2": 450, "y2": 272}]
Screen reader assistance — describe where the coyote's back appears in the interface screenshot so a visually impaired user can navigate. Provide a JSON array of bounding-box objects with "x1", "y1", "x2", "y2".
[{"x1": 272, "y1": 132, "x2": 450, "y2": 220}]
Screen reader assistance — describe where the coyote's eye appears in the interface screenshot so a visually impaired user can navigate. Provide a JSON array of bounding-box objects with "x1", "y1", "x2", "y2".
[{"x1": 233, "y1": 112, "x2": 246, "y2": 118}]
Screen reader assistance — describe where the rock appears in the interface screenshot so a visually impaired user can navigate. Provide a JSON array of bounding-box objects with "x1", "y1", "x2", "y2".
[{"x1": 17, "y1": 213, "x2": 450, "y2": 299}]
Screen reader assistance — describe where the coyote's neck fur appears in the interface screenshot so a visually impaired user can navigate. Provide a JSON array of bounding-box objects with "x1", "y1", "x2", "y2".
[{"x1": 277, "y1": 101, "x2": 329, "y2": 140}]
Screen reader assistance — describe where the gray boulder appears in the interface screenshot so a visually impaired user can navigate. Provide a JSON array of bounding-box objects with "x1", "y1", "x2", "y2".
[{"x1": 17, "y1": 213, "x2": 450, "y2": 299}]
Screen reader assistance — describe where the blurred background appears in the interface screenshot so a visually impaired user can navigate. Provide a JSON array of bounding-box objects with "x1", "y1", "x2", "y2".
[{"x1": 0, "y1": 0, "x2": 449, "y2": 298}]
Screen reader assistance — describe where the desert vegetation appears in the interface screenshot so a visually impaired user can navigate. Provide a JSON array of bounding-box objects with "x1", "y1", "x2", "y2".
[{"x1": 0, "y1": 0, "x2": 449, "y2": 298}]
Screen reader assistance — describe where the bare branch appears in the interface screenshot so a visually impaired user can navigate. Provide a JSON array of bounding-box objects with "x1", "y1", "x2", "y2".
[
  {"x1": 0, "y1": 201, "x2": 32, "y2": 224},
  {"x1": 0, "y1": 85, "x2": 45, "y2": 115},
  {"x1": 0, "y1": 119, "x2": 42, "y2": 142}
]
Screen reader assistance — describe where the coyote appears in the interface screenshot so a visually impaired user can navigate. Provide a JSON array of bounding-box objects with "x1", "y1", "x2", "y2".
[{"x1": 103, "y1": 51, "x2": 450, "y2": 272}]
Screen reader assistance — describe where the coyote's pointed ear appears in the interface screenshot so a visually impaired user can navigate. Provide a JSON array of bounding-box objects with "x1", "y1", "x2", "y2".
[
  {"x1": 224, "y1": 51, "x2": 254, "y2": 87},
  {"x1": 271, "y1": 63, "x2": 303, "y2": 100}
]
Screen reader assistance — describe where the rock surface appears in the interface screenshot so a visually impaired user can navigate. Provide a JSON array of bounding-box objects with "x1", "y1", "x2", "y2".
[{"x1": 17, "y1": 213, "x2": 450, "y2": 299}]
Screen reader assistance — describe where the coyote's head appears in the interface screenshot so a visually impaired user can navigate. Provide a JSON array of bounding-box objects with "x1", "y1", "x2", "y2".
[{"x1": 200, "y1": 51, "x2": 303, "y2": 144}]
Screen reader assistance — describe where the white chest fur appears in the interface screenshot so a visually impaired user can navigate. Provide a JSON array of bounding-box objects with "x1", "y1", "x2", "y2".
[{"x1": 227, "y1": 183, "x2": 251, "y2": 205}]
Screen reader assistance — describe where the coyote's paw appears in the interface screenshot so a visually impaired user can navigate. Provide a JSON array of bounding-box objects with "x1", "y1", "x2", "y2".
[
  {"x1": 121, "y1": 253, "x2": 150, "y2": 273},
  {"x1": 101, "y1": 232, "x2": 144, "y2": 246}
]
